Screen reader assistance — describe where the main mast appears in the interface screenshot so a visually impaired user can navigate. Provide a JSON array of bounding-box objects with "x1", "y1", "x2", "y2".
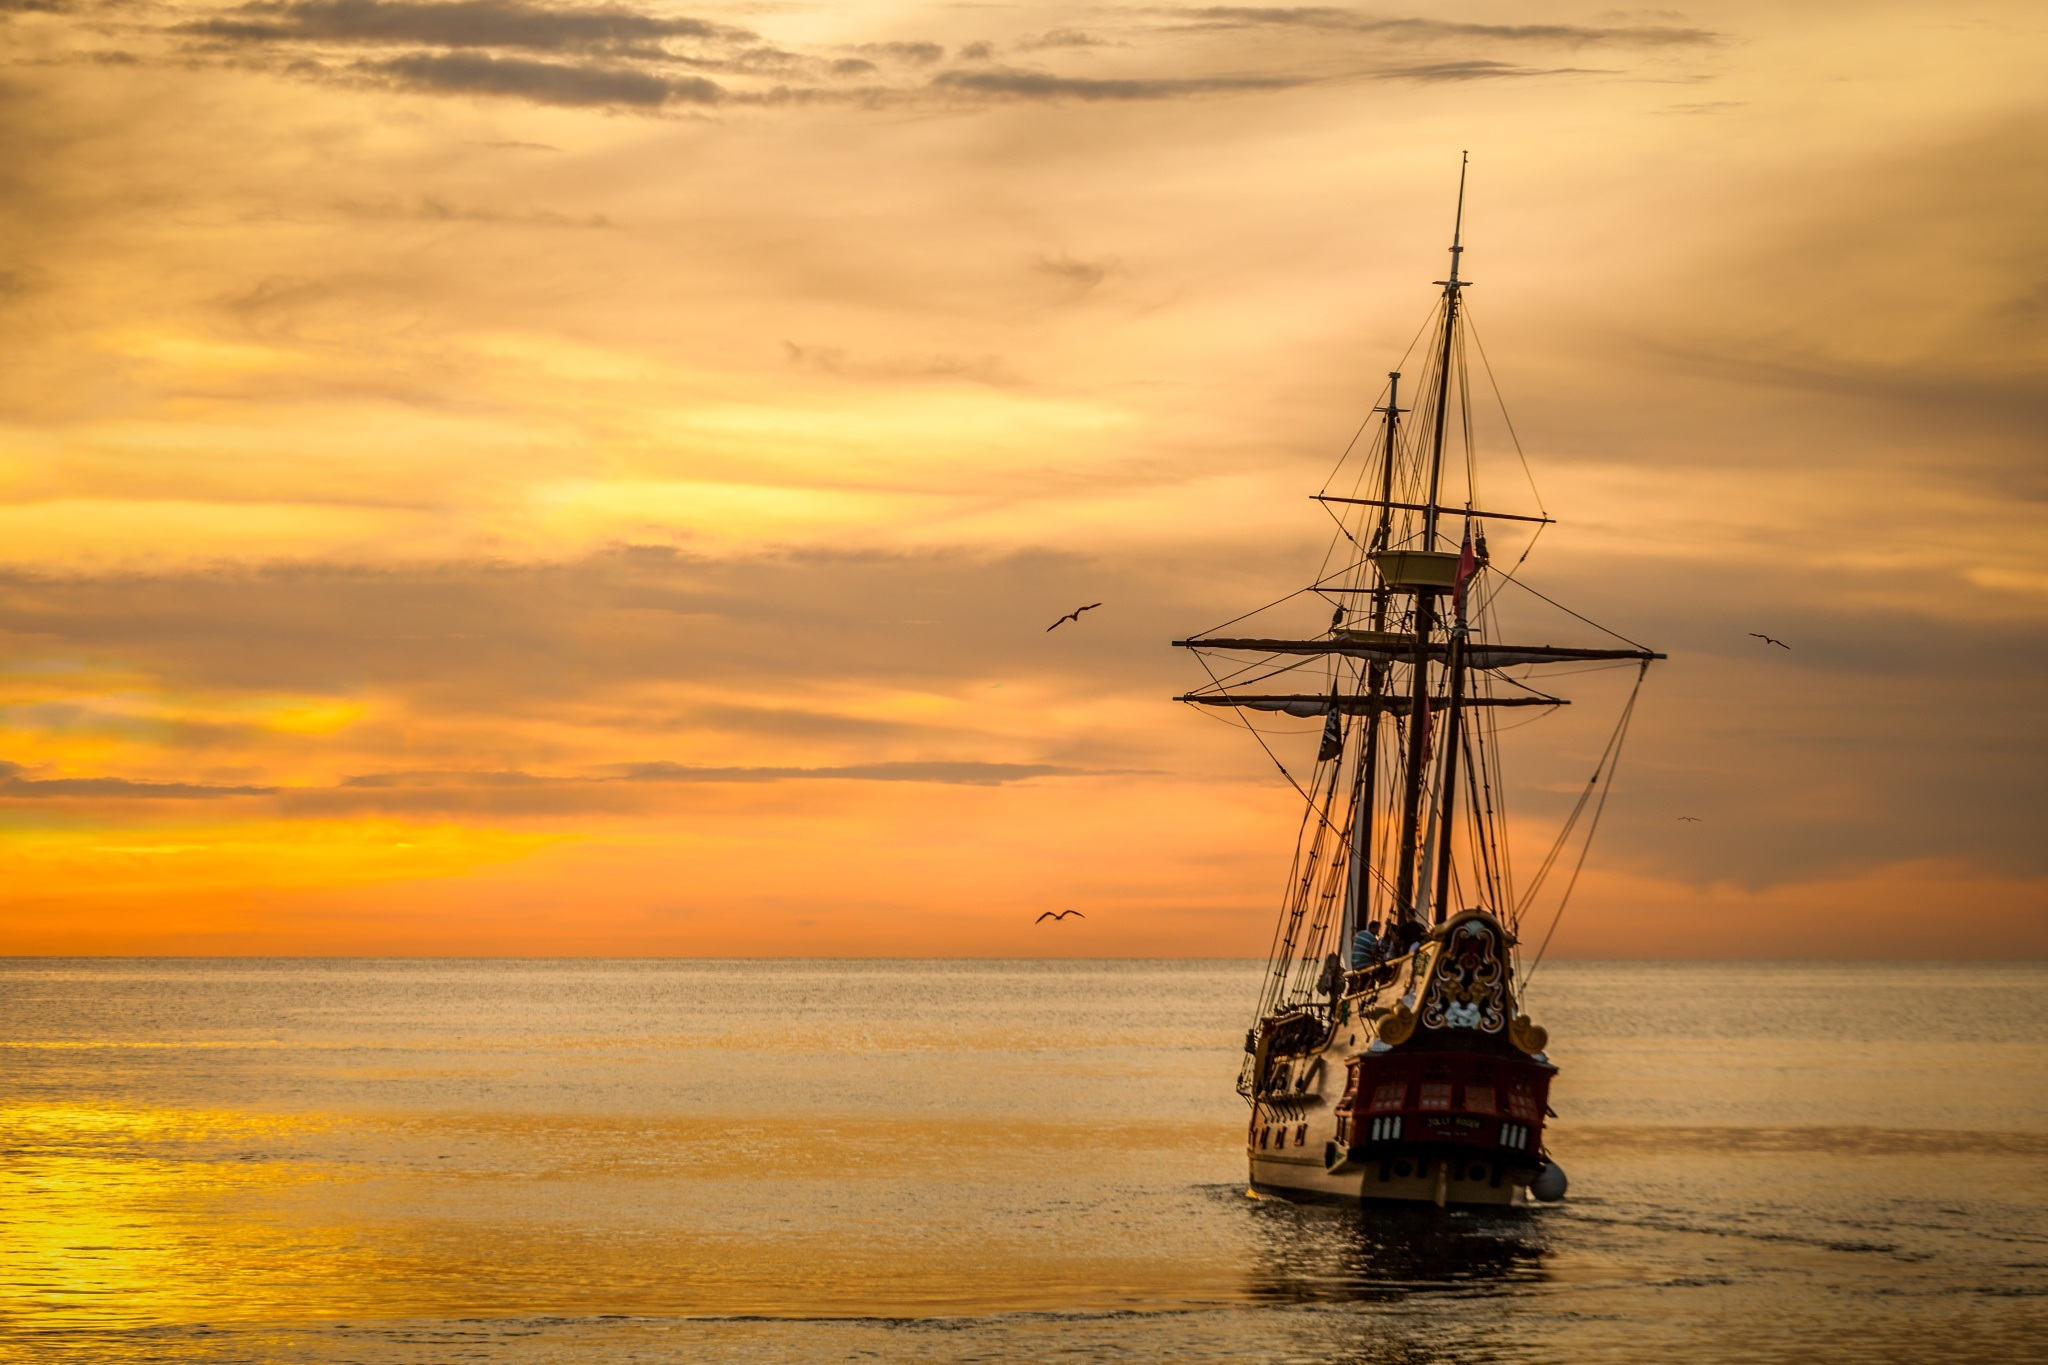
[{"x1": 1394, "y1": 152, "x2": 1469, "y2": 928}]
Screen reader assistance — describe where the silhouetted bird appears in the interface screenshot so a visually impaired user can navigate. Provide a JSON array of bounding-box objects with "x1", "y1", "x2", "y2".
[
  {"x1": 1035, "y1": 910, "x2": 1086, "y2": 922},
  {"x1": 1678, "y1": 816, "x2": 1702, "y2": 822},
  {"x1": 1749, "y1": 633, "x2": 1791, "y2": 649},
  {"x1": 1047, "y1": 603, "x2": 1102, "y2": 632}
]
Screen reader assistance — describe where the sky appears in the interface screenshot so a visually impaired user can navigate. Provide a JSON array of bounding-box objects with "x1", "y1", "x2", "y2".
[{"x1": 0, "y1": 0, "x2": 2042, "y2": 956}]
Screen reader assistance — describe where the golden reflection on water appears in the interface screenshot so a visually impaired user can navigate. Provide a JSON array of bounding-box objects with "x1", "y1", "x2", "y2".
[
  {"x1": 15, "y1": 1100, "x2": 2048, "y2": 1339},
  {"x1": 0, "y1": 1105, "x2": 1251, "y2": 1328},
  {"x1": 4, "y1": 962, "x2": 2046, "y2": 1361},
  {"x1": 0, "y1": 1105, "x2": 333, "y2": 1329}
]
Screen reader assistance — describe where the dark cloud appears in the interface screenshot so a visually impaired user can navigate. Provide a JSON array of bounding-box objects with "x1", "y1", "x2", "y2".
[
  {"x1": 957, "y1": 40, "x2": 993, "y2": 61},
  {"x1": 829, "y1": 57, "x2": 876, "y2": 77},
  {"x1": 1172, "y1": 8, "x2": 1718, "y2": 45},
  {"x1": 853, "y1": 40, "x2": 944, "y2": 65},
  {"x1": 0, "y1": 762, "x2": 275, "y2": 799},
  {"x1": 1379, "y1": 60, "x2": 1602, "y2": 82},
  {"x1": 0, "y1": 545, "x2": 1198, "y2": 726},
  {"x1": 0, "y1": 758, "x2": 1081, "y2": 815},
  {"x1": 1017, "y1": 29, "x2": 1108, "y2": 51},
  {"x1": 310, "y1": 760, "x2": 1089, "y2": 817},
  {"x1": 362, "y1": 51, "x2": 718, "y2": 106},
  {"x1": 179, "y1": 0, "x2": 750, "y2": 54},
  {"x1": 1033, "y1": 253, "x2": 1118, "y2": 289},
  {"x1": 328, "y1": 760, "x2": 1072, "y2": 788},
  {"x1": 333, "y1": 195, "x2": 615, "y2": 227},
  {"x1": 721, "y1": 45, "x2": 805, "y2": 74},
  {"x1": 0, "y1": 532, "x2": 2039, "y2": 881},
  {"x1": 1478, "y1": 554, "x2": 2048, "y2": 886},
  {"x1": 930, "y1": 66, "x2": 1304, "y2": 101}
]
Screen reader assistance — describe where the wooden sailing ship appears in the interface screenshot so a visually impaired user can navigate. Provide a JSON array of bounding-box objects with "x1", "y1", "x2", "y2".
[{"x1": 1175, "y1": 162, "x2": 1662, "y2": 1206}]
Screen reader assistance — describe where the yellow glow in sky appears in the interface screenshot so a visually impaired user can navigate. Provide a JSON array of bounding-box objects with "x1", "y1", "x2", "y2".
[{"x1": 0, "y1": 0, "x2": 2042, "y2": 954}]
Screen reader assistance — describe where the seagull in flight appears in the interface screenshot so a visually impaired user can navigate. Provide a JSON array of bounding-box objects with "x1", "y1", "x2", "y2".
[
  {"x1": 1749, "y1": 633, "x2": 1791, "y2": 649},
  {"x1": 1047, "y1": 603, "x2": 1102, "y2": 632},
  {"x1": 1678, "y1": 816, "x2": 1703, "y2": 822},
  {"x1": 1035, "y1": 909, "x2": 1086, "y2": 922}
]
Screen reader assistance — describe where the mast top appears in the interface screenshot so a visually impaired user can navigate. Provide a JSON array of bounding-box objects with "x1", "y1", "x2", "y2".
[
  {"x1": 1374, "y1": 370, "x2": 1406, "y2": 415},
  {"x1": 1438, "y1": 151, "x2": 1469, "y2": 291}
]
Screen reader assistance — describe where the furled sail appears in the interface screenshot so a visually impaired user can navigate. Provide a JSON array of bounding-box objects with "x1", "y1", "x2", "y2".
[
  {"x1": 1175, "y1": 693, "x2": 1566, "y2": 715},
  {"x1": 1173, "y1": 638, "x2": 1662, "y2": 668}
]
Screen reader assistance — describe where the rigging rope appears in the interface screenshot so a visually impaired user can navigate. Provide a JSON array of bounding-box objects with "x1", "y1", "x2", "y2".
[
  {"x1": 1464, "y1": 306, "x2": 1548, "y2": 520},
  {"x1": 1490, "y1": 566, "x2": 1660, "y2": 653},
  {"x1": 1520, "y1": 660, "x2": 1650, "y2": 986}
]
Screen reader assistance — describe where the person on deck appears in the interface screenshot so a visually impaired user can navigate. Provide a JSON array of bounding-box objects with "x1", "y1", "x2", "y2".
[
  {"x1": 1317, "y1": 952, "x2": 1344, "y2": 1016},
  {"x1": 1349, "y1": 920, "x2": 1383, "y2": 967},
  {"x1": 1387, "y1": 917, "x2": 1423, "y2": 957}
]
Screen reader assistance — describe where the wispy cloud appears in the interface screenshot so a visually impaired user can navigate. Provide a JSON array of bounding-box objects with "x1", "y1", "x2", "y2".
[
  {"x1": 782, "y1": 342, "x2": 1025, "y2": 386},
  {"x1": 1377, "y1": 59, "x2": 1605, "y2": 82},
  {"x1": 852, "y1": 39, "x2": 945, "y2": 64},
  {"x1": 1033, "y1": 253, "x2": 1119, "y2": 290},
  {"x1": 333, "y1": 195, "x2": 615, "y2": 226},
  {"x1": 180, "y1": 0, "x2": 751, "y2": 54},
  {"x1": 0, "y1": 758, "x2": 1087, "y2": 812},
  {"x1": 0, "y1": 762, "x2": 275, "y2": 799},
  {"x1": 1016, "y1": 28, "x2": 1110, "y2": 51},
  {"x1": 930, "y1": 66, "x2": 1305, "y2": 101},
  {"x1": 360, "y1": 50, "x2": 720, "y2": 105},
  {"x1": 1169, "y1": 7, "x2": 1719, "y2": 45}
]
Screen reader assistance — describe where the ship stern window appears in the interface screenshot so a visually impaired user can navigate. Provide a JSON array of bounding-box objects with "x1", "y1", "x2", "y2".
[
  {"x1": 1369, "y1": 1082, "x2": 1406, "y2": 1113},
  {"x1": 1419, "y1": 1081, "x2": 1452, "y2": 1111},
  {"x1": 1463, "y1": 1084, "x2": 1497, "y2": 1114}
]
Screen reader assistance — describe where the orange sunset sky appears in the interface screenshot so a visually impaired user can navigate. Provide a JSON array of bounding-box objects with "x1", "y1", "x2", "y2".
[{"x1": 1, "y1": 0, "x2": 2043, "y2": 956}]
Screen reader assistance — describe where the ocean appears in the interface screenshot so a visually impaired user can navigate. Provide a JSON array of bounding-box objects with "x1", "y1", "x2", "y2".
[{"x1": 2, "y1": 959, "x2": 2043, "y2": 1363}]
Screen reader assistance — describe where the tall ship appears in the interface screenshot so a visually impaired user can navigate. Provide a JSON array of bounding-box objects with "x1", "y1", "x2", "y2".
[{"x1": 1175, "y1": 162, "x2": 1662, "y2": 1206}]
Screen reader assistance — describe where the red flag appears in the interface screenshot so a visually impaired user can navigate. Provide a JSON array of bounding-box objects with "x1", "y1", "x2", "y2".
[
  {"x1": 1417, "y1": 693, "x2": 1433, "y2": 764},
  {"x1": 1453, "y1": 526, "x2": 1478, "y2": 618}
]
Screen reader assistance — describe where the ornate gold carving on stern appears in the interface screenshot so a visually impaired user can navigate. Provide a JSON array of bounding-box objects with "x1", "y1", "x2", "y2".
[
  {"x1": 1419, "y1": 919, "x2": 1509, "y2": 1033},
  {"x1": 1509, "y1": 1014, "x2": 1549, "y2": 1056},
  {"x1": 1375, "y1": 1003, "x2": 1417, "y2": 1046}
]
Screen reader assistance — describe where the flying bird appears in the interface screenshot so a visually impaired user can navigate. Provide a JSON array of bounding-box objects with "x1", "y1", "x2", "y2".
[
  {"x1": 1749, "y1": 633, "x2": 1791, "y2": 649},
  {"x1": 1046, "y1": 603, "x2": 1102, "y2": 632},
  {"x1": 1035, "y1": 909, "x2": 1086, "y2": 922},
  {"x1": 1678, "y1": 816, "x2": 1703, "y2": 822}
]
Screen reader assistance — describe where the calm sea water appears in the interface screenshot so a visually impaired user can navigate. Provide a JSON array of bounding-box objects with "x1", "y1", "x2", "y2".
[{"x1": 1, "y1": 960, "x2": 2043, "y2": 1363}]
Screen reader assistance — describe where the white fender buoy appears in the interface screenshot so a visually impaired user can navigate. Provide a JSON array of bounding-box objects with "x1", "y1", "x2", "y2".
[{"x1": 1530, "y1": 1161, "x2": 1568, "y2": 1202}]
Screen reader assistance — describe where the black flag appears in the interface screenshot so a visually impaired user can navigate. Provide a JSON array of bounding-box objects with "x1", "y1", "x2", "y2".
[{"x1": 1317, "y1": 704, "x2": 1344, "y2": 762}]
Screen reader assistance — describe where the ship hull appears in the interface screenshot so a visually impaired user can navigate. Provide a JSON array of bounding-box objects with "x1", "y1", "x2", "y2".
[
  {"x1": 1244, "y1": 912, "x2": 1554, "y2": 1208},
  {"x1": 1249, "y1": 1151, "x2": 1525, "y2": 1206}
]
